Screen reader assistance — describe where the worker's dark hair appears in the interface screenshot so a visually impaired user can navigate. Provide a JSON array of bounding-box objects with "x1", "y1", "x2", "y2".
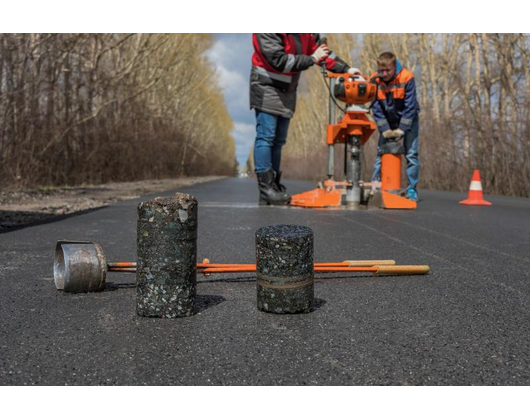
[{"x1": 377, "y1": 52, "x2": 396, "y2": 67}]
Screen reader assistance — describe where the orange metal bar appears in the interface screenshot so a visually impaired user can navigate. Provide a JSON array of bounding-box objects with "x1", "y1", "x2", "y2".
[
  {"x1": 109, "y1": 264, "x2": 428, "y2": 275},
  {"x1": 108, "y1": 262, "x2": 137, "y2": 268},
  {"x1": 108, "y1": 263, "x2": 368, "y2": 272},
  {"x1": 198, "y1": 266, "x2": 378, "y2": 274},
  {"x1": 109, "y1": 265, "x2": 379, "y2": 273},
  {"x1": 197, "y1": 262, "x2": 359, "y2": 268},
  {"x1": 109, "y1": 261, "x2": 394, "y2": 270}
]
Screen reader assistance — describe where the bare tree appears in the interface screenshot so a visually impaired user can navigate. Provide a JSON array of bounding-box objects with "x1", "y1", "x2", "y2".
[{"x1": 0, "y1": 33, "x2": 236, "y2": 188}]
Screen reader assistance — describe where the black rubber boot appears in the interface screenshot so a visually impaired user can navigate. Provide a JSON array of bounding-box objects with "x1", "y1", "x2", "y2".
[
  {"x1": 257, "y1": 168, "x2": 290, "y2": 205},
  {"x1": 275, "y1": 171, "x2": 287, "y2": 193}
]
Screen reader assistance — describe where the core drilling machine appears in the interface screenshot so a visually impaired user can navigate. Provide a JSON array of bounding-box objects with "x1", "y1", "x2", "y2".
[{"x1": 290, "y1": 69, "x2": 417, "y2": 210}]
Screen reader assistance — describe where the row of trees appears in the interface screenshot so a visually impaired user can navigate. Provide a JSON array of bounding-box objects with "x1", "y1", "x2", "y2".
[
  {"x1": 282, "y1": 33, "x2": 530, "y2": 197},
  {"x1": 0, "y1": 33, "x2": 236, "y2": 188}
]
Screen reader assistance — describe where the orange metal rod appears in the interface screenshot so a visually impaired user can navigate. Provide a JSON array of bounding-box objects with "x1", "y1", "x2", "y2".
[
  {"x1": 197, "y1": 262, "x2": 356, "y2": 268},
  {"x1": 198, "y1": 267, "x2": 378, "y2": 274},
  {"x1": 108, "y1": 262, "x2": 392, "y2": 270},
  {"x1": 198, "y1": 265, "x2": 429, "y2": 275},
  {"x1": 108, "y1": 265, "x2": 375, "y2": 272},
  {"x1": 110, "y1": 265, "x2": 429, "y2": 275},
  {"x1": 108, "y1": 262, "x2": 137, "y2": 268},
  {"x1": 197, "y1": 259, "x2": 396, "y2": 268}
]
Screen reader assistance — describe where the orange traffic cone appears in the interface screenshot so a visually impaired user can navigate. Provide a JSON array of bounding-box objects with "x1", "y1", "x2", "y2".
[{"x1": 459, "y1": 170, "x2": 492, "y2": 206}]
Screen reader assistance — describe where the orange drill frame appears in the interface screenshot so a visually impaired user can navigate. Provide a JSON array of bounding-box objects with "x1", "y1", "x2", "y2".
[
  {"x1": 291, "y1": 73, "x2": 377, "y2": 208},
  {"x1": 326, "y1": 111, "x2": 376, "y2": 147}
]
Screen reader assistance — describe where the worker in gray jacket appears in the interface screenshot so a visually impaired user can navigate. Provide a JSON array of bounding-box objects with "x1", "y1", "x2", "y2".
[{"x1": 250, "y1": 33, "x2": 360, "y2": 205}]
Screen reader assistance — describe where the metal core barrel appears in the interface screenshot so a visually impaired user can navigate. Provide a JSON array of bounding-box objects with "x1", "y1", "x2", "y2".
[{"x1": 53, "y1": 241, "x2": 107, "y2": 293}]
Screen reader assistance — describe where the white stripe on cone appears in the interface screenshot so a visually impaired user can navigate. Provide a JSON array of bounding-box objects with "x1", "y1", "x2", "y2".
[{"x1": 469, "y1": 180, "x2": 483, "y2": 191}]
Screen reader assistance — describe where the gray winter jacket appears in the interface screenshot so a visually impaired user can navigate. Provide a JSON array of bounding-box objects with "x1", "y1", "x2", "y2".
[{"x1": 250, "y1": 33, "x2": 350, "y2": 118}]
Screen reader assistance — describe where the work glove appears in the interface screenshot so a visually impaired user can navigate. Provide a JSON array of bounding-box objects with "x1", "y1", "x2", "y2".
[
  {"x1": 393, "y1": 128, "x2": 405, "y2": 138},
  {"x1": 311, "y1": 44, "x2": 329, "y2": 64},
  {"x1": 347, "y1": 67, "x2": 362, "y2": 75},
  {"x1": 382, "y1": 129, "x2": 396, "y2": 139},
  {"x1": 382, "y1": 129, "x2": 405, "y2": 139}
]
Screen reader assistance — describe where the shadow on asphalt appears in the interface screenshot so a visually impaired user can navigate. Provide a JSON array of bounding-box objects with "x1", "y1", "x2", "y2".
[
  {"x1": 0, "y1": 206, "x2": 108, "y2": 234},
  {"x1": 105, "y1": 280, "x2": 326, "y2": 311},
  {"x1": 196, "y1": 294, "x2": 227, "y2": 312}
]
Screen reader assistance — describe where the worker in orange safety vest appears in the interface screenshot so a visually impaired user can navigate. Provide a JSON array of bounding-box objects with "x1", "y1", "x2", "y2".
[{"x1": 370, "y1": 52, "x2": 420, "y2": 201}]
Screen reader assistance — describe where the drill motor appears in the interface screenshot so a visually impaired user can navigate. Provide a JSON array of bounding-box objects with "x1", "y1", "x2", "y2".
[{"x1": 331, "y1": 74, "x2": 378, "y2": 105}]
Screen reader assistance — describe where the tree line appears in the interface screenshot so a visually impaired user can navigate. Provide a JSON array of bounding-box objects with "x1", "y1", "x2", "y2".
[
  {"x1": 282, "y1": 33, "x2": 530, "y2": 198},
  {"x1": 0, "y1": 33, "x2": 236, "y2": 188}
]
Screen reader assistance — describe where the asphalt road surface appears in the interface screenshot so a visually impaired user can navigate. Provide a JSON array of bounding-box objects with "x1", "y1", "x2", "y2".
[{"x1": 1, "y1": 177, "x2": 529, "y2": 385}]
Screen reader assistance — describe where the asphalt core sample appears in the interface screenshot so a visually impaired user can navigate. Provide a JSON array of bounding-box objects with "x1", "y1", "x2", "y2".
[
  {"x1": 136, "y1": 194, "x2": 198, "y2": 318},
  {"x1": 256, "y1": 224, "x2": 314, "y2": 314}
]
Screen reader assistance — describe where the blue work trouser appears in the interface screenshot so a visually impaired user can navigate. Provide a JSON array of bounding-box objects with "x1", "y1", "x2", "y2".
[
  {"x1": 253, "y1": 110, "x2": 291, "y2": 174},
  {"x1": 371, "y1": 117, "x2": 420, "y2": 191}
]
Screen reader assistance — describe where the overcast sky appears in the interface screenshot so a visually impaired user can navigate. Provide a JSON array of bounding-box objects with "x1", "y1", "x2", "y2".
[{"x1": 205, "y1": 34, "x2": 254, "y2": 167}]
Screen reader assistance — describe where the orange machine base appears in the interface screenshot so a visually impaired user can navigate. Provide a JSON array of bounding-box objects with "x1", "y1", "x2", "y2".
[
  {"x1": 380, "y1": 191, "x2": 417, "y2": 209},
  {"x1": 290, "y1": 188, "x2": 343, "y2": 208},
  {"x1": 290, "y1": 184, "x2": 418, "y2": 210}
]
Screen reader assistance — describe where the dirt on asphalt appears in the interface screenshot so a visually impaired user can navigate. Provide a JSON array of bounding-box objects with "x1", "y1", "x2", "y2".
[{"x1": 0, "y1": 176, "x2": 224, "y2": 233}]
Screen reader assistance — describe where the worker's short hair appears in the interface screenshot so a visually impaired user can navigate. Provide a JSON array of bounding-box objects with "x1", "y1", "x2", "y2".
[{"x1": 377, "y1": 52, "x2": 397, "y2": 68}]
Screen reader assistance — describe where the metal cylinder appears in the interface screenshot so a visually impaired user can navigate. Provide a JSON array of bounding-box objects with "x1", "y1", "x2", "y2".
[
  {"x1": 256, "y1": 225, "x2": 314, "y2": 314},
  {"x1": 327, "y1": 144, "x2": 335, "y2": 179},
  {"x1": 346, "y1": 135, "x2": 362, "y2": 206},
  {"x1": 136, "y1": 194, "x2": 198, "y2": 318},
  {"x1": 54, "y1": 241, "x2": 107, "y2": 293}
]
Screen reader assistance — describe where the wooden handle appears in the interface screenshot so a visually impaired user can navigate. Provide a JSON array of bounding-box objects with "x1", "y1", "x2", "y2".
[
  {"x1": 374, "y1": 265, "x2": 430, "y2": 275},
  {"x1": 343, "y1": 260, "x2": 396, "y2": 267}
]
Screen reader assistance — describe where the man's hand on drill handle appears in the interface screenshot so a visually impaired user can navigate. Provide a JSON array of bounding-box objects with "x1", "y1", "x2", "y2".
[
  {"x1": 311, "y1": 38, "x2": 360, "y2": 74},
  {"x1": 311, "y1": 44, "x2": 329, "y2": 64}
]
